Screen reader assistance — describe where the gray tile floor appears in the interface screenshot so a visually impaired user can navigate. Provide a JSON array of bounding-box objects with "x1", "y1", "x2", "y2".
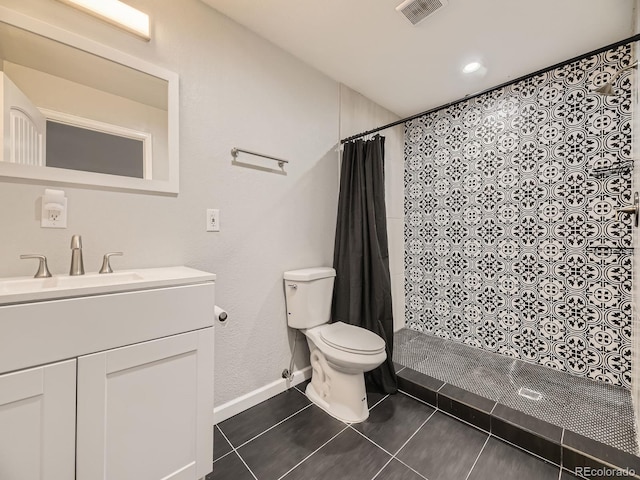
[
  {"x1": 209, "y1": 381, "x2": 579, "y2": 480},
  {"x1": 393, "y1": 328, "x2": 639, "y2": 454}
]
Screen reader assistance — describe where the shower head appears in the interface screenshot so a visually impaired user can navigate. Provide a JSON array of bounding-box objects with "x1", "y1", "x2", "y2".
[{"x1": 594, "y1": 60, "x2": 638, "y2": 96}]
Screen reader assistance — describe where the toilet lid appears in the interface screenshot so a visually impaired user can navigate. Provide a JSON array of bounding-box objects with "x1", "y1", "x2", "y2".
[{"x1": 319, "y1": 322, "x2": 385, "y2": 354}]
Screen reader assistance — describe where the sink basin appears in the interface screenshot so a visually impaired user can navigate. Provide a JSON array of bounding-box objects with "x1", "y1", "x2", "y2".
[
  {"x1": 0, "y1": 266, "x2": 216, "y2": 305},
  {"x1": 0, "y1": 272, "x2": 144, "y2": 294}
]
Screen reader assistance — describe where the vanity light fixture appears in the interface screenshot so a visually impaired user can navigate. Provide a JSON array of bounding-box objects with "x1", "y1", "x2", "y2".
[{"x1": 57, "y1": 0, "x2": 150, "y2": 41}]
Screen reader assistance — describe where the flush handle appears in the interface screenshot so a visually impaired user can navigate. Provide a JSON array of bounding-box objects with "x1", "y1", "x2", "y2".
[{"x1": 287, "y1": 284, "x2": 298, "y2": 289}]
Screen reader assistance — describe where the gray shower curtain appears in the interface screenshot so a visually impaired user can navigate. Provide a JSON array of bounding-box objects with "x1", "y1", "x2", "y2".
[{"x1": 332, "y1": 134, "x2": 398, "y2": 394}]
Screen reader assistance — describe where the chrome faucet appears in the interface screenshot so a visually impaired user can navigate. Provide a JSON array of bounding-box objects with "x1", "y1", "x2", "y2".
[{"x1": 69, "y1": 234, "x2": 85, "y2": 276}]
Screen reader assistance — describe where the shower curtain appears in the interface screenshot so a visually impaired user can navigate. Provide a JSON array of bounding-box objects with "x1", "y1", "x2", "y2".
[{"x1": 332, "y1": 134, "x2": 398, "y2": 394}]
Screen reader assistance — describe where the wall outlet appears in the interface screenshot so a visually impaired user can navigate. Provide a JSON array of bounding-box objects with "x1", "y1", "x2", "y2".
[
  {"x1": 206, "y1": 209, "x2": 220, "y2": 232},
  {"x1": 41, "y1": 196, "x2": 67, "y2": 228}
]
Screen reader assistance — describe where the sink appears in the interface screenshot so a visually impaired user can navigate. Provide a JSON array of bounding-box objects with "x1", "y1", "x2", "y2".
[
  {"x1": 0, "y1": 266, "x2": 216, "y2": 305},
  {"x1": 0, "y1": 272, "x2": 144, "y2": 294}
]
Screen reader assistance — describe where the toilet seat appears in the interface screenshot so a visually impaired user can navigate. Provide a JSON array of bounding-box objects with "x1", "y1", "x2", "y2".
[{"x1": 318, "y1": 322, "x2": 385, "y2": 355}]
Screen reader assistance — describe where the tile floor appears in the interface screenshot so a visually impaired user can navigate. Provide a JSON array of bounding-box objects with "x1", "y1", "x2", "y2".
[
  {"x1": 208, "y1": 381, "x2": 579, "y2": 480},
  {"x1": 394, "y1": 328, "x2": 638, "y2": 454}
]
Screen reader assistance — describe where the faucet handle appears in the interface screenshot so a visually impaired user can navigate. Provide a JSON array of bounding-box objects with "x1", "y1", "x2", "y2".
[
  {"x1": 20, "y1": 254, "x2": 52, "y2": 278},
  {"x1": 99, "y1": 252, "x2": 123, "y2": 274}
]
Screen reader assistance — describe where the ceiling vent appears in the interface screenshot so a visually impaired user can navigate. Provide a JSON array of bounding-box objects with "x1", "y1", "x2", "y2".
[{"x1": 395, "y1": 0, "x2": 448, "y2": 26}]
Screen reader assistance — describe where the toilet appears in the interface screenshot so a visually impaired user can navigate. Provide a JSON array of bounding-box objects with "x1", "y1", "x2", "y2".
[{"x1": 284, "y1": 267, "x2": 386, "y2": 423}]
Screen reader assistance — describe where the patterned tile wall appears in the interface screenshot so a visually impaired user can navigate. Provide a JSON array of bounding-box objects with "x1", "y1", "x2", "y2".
[{"x1": 404, "y1": 45, "x2": 634, "y2": 388}]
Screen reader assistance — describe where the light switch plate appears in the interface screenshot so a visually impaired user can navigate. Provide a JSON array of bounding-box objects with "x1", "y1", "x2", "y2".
[{"x1": 206, "y1": 209, "x2": 219, "y2": 232}]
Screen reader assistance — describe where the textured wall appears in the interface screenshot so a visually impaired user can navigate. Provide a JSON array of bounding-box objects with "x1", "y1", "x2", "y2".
[
  {"x1": 405, "y1": 45, "x2": 633, "y2": 387},
  {"x1": 0, "y1": 0, "x2": 339, "y2": 405}
]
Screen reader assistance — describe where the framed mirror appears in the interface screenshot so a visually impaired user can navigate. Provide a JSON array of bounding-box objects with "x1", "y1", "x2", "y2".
[{"x1": 0, "y1": 6, "x2": 179, "y2": 194}]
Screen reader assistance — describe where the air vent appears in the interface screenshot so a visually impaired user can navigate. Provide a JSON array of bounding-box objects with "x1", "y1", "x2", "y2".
[{"x1": 396, "y1": 0, "x2": 448, "y2": 26}]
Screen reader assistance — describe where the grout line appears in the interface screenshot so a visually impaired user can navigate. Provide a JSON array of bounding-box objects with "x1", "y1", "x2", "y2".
[
  {"x1": 490, "y1": 432, "x2": 562, "y2": 469},
  {"x1": 275, "y1": 425, "x2": 350, "y2": 480},
  {"x1": 293, "y1": 381, "x2": 309, "y2": 395},
  {"x1": 369, "y1": 394, "x2": 389, "y2": 411},
  {"x1": 349, "y1": 413, "x2": 432, "y2": 480},
  {"x1": 370, "y1": 457, "x2": 395, "y2": 480},
  {"x1": 463, "y1": 434, "x2": 490, "y2": 480},
  {"x1": 433, "y1": 404, "x2": 563, "y2": 469},
  {"x1": 348, "y1": 425, "x2": 396, "y2": 457},
  {"x1": 234, "y1": 450, "x2": 259, "y2": 480},
  {"x1": 391, "y1": 458, "x2": 430, "y2": 480},
  {"x1": 392, "y1": 410, "x2": 437, "y2": 456},
  {"x1": 215, "y1": 426, "x2": 258, "y2": 480},
  {"x1": 398, "y1": 389, "x2": 436, "y2": 409},
  {"x1": 348, "y1": 407, "x2": 435, "y2": 480},
  {"x1": 213, "y1": 449, "x2": 234, "y2": 464},
  {"x1": 431, "y1": 403, "x2": 491, "y2": 435},
  {"x1": 561, "y1": 466, "x2": 588, "y2": 480},
  {"x1": 560, "y1": 428, "x2": 565, "y2": 469},
  {"x1": 233, "y1": 403, "x2": 313, "y2": 450},
  {"x1": 213, "y1": 424, "x2": 237, "y2": 464}
]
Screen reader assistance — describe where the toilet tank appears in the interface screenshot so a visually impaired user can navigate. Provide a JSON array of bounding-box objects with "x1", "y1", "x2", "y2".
[{"x1": 283, "y1": 267, "x2": 336, "y2": 329}]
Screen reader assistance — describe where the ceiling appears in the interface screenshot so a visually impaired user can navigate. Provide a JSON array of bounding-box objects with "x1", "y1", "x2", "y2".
[{"x1": 201, "y1": 0, "x2": 637, "y2": 118}]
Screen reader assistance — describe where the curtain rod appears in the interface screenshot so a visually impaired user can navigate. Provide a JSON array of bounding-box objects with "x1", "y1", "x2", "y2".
[{"x1": 341, "y1": 33, "x2": 640, "y2": 144}]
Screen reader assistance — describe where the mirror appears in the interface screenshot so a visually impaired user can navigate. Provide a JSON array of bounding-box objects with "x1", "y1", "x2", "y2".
[{"x1": 0, "y1": 7, "x2": 179, "y2": 194}]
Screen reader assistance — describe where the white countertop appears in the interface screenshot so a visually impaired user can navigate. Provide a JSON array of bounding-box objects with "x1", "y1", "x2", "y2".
[{"x1": 0, "y1": 266, "x2": 216, "y2": 306}]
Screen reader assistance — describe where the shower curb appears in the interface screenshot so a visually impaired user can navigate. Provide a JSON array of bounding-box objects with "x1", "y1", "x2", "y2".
[{"x1": 397, "y1": 366, "x2": 640, "y2": 480}]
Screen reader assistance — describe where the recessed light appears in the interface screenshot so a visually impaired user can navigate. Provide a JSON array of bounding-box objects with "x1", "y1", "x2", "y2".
[{"x1": 463, "y1": 61, "x2": 483, "y2": 74}]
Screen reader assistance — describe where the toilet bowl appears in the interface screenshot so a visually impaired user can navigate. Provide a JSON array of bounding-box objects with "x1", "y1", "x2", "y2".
[
  {"x1": 284, "y1": 267, "x2": 387, "y2": 423},
  {"x1": 303, "y1": 322, "x2": 386, "y2": 422}
]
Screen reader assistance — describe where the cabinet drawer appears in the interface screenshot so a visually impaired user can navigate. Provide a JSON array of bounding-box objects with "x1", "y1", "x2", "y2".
[{"x1": 0, "y1": 283, "x2": 214, "y2": 374}]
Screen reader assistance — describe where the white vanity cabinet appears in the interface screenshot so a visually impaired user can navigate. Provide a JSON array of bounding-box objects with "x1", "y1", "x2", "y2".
[
  {"x1": 0, "y1": 360, "x2": 76, "y2": 480},
  {"x1": 77, "y1": 328, "x2": 214, "y2": 480},
  {"x1": 0, "y1": 267, "x2": 215, "y2": 480}
]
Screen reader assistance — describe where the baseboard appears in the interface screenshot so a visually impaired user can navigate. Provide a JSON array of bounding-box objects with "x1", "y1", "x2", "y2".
[{"x1": 213, "y1": 366, "x2": 312, "y2": 424}]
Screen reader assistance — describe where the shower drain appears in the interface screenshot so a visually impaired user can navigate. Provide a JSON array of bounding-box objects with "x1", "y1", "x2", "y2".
[{"x1": 518, "y1": 387, "x2": 542, "y2": 401}]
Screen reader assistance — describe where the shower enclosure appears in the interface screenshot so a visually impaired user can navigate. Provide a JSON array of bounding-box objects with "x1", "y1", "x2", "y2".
[{"x1": 396, "y1": 38, "x2": 640, "y2": 461}]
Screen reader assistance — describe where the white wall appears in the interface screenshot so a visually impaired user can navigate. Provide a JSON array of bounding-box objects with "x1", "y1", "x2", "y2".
[
  {"x1": 0, "y1": 0, "x2": 339, "y2": 406},
  {"x1": 339, "y1": 85, "x2": 405, "y2": 332}
]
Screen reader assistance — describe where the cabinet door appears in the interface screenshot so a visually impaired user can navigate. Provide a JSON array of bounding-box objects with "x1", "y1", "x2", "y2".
[
  {"x1": 0, "y1": 359, "x2": 76, "y2": 480},
  {"x1": 77, "y1": 328, "x2": 214, "y2": 480}
]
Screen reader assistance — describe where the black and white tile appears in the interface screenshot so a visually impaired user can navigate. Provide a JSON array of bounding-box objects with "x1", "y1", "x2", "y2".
[
  {"x1": 394, "y1": 330, "x2": 638, "y2": 454},
  {"x1": 404, "y1": 45, "x2": 634, "y2": 387}
]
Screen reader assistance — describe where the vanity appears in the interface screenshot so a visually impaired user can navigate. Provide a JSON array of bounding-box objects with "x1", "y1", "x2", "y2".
[{"x1": 0, "y1": 266, "x2": 215, "y2": 480}]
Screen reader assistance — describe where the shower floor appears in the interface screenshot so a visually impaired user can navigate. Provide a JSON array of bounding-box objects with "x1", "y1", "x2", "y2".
[{"x1": 393, "y1": 328, "x2": 639, "y2": 455}]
